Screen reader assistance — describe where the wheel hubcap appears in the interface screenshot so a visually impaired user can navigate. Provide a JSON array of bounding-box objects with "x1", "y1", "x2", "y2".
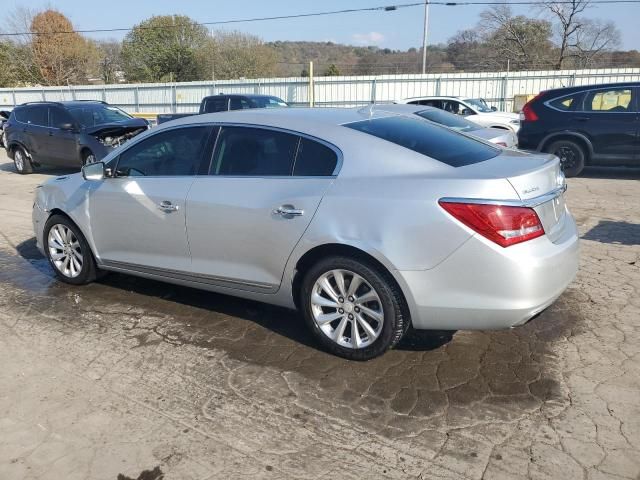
[
  {"x1": 15, "y1": 150, "x2": 24, "y2": 171},
  {"x1": 311, "y1": 269, "x2": 384, "y2": 349},
  {"x1": 47, "y1": 224, "x2": 83, "y2": 278}
]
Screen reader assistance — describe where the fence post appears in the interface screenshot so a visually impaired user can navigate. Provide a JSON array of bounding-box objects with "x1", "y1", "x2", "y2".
[
  {"x1": 371, "y1": 78, "x2": 377, "y2": 104},
  {"x1": 134, "y1": 87, "x2": 140, "y2": 112},
  {"x1": 500, "y1": 74, "x2": 508, "y2": 111},
  {"x1": 41, "y1": 88, "x2": 46, "y2": 101},
  {"x1": 309, "y1": 61, "x2": 315, "y2": 107},
  {"x1": 11, "y1": 89, "x2": 17, "y2": 108},
  {"x1": 435, "y1": 77, "x2": 442, "y2": 96}
]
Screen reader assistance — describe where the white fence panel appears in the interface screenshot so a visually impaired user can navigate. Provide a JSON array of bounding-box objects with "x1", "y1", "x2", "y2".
[{"x1": 1, "y1": 68, "x2": 638, "y2": 114}]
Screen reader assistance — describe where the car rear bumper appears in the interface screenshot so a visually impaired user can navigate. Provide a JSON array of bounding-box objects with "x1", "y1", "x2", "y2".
[{"x1": 398, "y1": 212, "x2": 579, "y2": 330}]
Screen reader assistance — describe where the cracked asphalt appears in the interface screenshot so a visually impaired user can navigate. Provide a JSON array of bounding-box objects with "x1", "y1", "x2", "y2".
[{"x1": 0, "y1": 151, "x2": 639, "y2": 480}]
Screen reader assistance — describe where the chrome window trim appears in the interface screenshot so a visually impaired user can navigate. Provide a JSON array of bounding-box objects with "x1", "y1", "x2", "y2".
[
  {"x1": 439, "y1": 184, "x2": 567, "y2": 209},
  {"x1": 207, "y1": 122, "x2": 344, "y2": 178},
  {"x1": 545, "y1": 86, "x2": 636, "y2": 113}
]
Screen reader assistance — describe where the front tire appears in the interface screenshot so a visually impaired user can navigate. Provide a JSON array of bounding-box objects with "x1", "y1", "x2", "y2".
[
  {"x1": 81, "y1": 150, "x2": 97, "y2": 166},
  {"x1": 43, "y1": 215, "x2": 98, "y2": 285},
  {"x1": 13, "y1": 146, "x2": 33, "y2": 174},
  {"x1": 300, "y1": 256, "x2": 408, "y2": 360},
  {"x1": 545, "y1": 139, "x2": 585, "y2": 177}
]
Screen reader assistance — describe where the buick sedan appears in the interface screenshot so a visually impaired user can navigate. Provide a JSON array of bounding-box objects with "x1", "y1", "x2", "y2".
[{"x1": 32, "y1": 108, "x2": 579, "y2": 360}]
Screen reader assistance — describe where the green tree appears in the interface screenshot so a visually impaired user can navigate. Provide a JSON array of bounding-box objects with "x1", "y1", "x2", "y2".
[
  {"x1": 205, "y1": 31, "x2": 277, "y2": 80},
  {"x1": 121, "y1": 15, "x2": 209, "y2": 82},
  {"x1": 324, "y1": 64, "x2": 340, "y2": 76}
]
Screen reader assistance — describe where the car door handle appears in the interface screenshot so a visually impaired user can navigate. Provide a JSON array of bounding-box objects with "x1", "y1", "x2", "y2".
[
  {"x1": 273, "y1": 205, "x2": 304, "y2": 217},
  {"x1": 574, "y1": 117, "x2": 590, "y2": 122},
  {"x1": 158, "y1": 201, "x2": 179, "y2": 212}
]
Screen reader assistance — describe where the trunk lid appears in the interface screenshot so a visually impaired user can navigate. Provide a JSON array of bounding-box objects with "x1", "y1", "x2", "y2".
[{"x1": 459, "y1": 150, "x2": 568, "y2": 243}]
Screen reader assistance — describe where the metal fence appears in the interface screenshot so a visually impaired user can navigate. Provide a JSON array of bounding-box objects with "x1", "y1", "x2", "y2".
[{"x1": 1, "y1": 67, "x2": 639, "y2": 114}]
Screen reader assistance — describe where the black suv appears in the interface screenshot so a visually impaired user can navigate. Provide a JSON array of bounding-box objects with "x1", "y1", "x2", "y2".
[
  {"x1": 518, "y1": 82, "x2": 639, "y2": 176},
  {"x1": 5, "y1": 101, "x2": 148, "y2": 174}
]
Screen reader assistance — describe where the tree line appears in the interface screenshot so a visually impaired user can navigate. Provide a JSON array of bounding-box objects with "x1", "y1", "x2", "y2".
[{"x1": 0, "y1": 1, "x2": 636, "y2": 88}]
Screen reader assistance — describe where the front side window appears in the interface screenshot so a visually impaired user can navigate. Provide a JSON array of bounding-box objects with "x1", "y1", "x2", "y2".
[
  {"x1": 251, "y1": 96, "x2": 288, "y2": 108},
  {"x1": 583, "y1": 89, "x2": 633, "y2": 112},
  {"x1": 345, "y1": 115, "x2": 499, "y2": 168},
  {"x1": 115, "y1": 126, "x2": 211, "y2": 177},
  {"x1": 212, "y1": 127, "x2": 298, "y2": 176},
  {"x1": 293, "y1": 138, "x2": 338, "y2": 176},
  {"x1": 68, "y1": 104, "x2": 132, "y2": 127},
  {"x1": 229, "y1": 97, "x2": 253, "y2": 110},
  {"x1": 464, "y1": 98, "x2": 493, "y2": 113}
]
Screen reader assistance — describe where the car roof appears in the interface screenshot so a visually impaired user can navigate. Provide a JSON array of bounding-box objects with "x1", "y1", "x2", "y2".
[
  {"x1": 372, "y1": 104, "x2": 435, "y2": 114},
  {"x1": 541, "y1": 81, "x2": 640, "y2": 96},
  {"x1": 401, "y1": 96, "x2": 463, "y2": 101},
  {"x1": 18, "y1": 100, "x2": 107, "y2": 108},
  {"x1": 203, "y1": 94, "x2": 283, "y2": 100}
]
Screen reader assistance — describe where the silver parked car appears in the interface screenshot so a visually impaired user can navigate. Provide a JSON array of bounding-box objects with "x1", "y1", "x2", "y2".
[
  {"x1": 372, "y1": 104, "x2": 518, "y2": 147},
  {"x1": 32, "y1": 108, "x2": 579, "y2": 360}
]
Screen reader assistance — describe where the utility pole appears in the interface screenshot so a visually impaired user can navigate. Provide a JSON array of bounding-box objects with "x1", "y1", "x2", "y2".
[{"x1": 421, "y1": 0, "x2": 430, "y2": 75}]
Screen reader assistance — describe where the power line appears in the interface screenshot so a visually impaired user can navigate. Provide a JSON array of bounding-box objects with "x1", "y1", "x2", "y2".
[{"x1": 1, "y1": 1, "x2": 639, "y2": 37}]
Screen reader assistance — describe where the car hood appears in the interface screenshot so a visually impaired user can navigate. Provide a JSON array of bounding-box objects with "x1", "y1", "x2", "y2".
[{"x1": 85, "y1": 118, "x2": 148, "y2": 136}]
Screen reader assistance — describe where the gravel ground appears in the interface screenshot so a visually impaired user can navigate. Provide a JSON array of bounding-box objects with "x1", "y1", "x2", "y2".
[{"x1": 0, "y1": 153, "x2": 639, "y2": 480}]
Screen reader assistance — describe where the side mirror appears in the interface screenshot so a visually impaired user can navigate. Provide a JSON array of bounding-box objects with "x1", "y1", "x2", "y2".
[
  {"x1": 82, "y1": 161, "x2": 105, "y2": 181},
  {"x1": 59, "y1": 122, "x2": 75, "y2": 131},
  {"x1": 491, "y1": 106, "x2": 498, "y2": 112}
]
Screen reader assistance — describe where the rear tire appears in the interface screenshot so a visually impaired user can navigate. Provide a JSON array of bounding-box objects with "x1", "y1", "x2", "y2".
[
  {"x1": 545, "y1": 139, "x2": 585, "y2": 177},
  {"x1": 300, "y1": 256, "x2": 409, "y2": 360},
  {"x1": 43, "y1": 214, "x2": 98, "y2": 285},
  {"x1": 13, "y1": 146, "x2": 33, "y2": 174}
]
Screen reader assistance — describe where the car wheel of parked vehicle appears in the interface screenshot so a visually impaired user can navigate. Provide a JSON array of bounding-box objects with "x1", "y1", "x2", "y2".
[
  {"x1": 82, "y1": 150, "x2": 97, "y2": 165},
  {"x1": 13, "y1": 146, "x2": 33, "y2": 174},
  {"x1": 301, "y1": 256, "x2": 408, "y2": 360},
  {"x1": 546, "y1": 140, "x2": 585, "y2": 177},
  {"x1": 44, "y1": 215, "x2": 99, "y2": 285}
]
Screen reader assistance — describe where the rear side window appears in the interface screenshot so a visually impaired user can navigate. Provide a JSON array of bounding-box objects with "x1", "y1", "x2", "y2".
[
  {"x1": 13, "y1": 108, "x2": 27, "y2": 123},
  {"x1": 345, "y1": 115, "x2": 499, "y2": 167},
  {"x1": 583, "y1": 89, "x2": 633, "y2": 112},
  {"x1": 229, "y1": 97, "x2": 253, "y2": 110},
  {"x1": 116, "y1": 126, "x2": 211, "y2": 177},
  {"x1": 22, "y1": 105, "x2": 48, "y2": 126},
  {"x1": 548, "y1": 95, "x2": 576, "y2": 111},
  {"x1": 203, "y1": 98, "x2": 229, "y2": 113},
  {"x1": 212, "y1": 127, "x2": 298, "y2": 176},
  {"x1": 293, "y1": 138, "x2": 338, "y2": 176}
]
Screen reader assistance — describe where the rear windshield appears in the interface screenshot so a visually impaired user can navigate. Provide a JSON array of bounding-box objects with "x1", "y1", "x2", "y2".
[
  {"x1": 344, "y1": 115, "x2": 499, "y2": 167},
  {"x1": 416, "y1": 109, "x2": 480, "y2": 132}
]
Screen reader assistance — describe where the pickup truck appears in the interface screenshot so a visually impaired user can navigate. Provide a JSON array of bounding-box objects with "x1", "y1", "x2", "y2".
[{"x1": 157, "y1": 94, "x2": 289, "y2": 124}]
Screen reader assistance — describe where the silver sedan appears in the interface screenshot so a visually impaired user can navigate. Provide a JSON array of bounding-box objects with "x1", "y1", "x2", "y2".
[
  {"x1": 32, "y1": 108, "x2": 579, "y2": 360},
  {"x1": 374, "y1": 103, "x2": 518, "y2": 147}
]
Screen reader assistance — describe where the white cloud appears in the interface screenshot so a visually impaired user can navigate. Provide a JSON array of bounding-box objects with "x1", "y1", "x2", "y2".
[{"x1": 351, "y1": 32, "x2": 385, "y2": 45}]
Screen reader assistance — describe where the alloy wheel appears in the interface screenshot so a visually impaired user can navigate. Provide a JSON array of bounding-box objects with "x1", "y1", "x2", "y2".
[
  {"x1": 14, "y1": 149, "x2": 24, "y2": 171},
  {"x1": 47, "y1": 224, "x2": 84, "y2": 278},
  {"x1": 310, "y1": 269, "x2": 384, "y2": 349},
  {"x1": 555, "y1": 146, "x2": 577, "y2": 171}
]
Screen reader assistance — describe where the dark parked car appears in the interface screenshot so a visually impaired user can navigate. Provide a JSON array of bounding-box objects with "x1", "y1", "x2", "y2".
[
  {"x1": 518, "y1": 82, "x2": 639, "y2": 176},
  {"x1": 0, "y1": 110, "x2": 10, "y2": 148},
  {"x1": 5, "y1": 101, "x2": 148, "y2": 174},
  {"x1": 157, "y1": 94, "x2": 288, "y2": 124}
]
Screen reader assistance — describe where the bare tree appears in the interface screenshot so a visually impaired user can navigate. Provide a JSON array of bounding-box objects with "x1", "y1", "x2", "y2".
[{"x1": 541, "y1": 0, "x2": 619, "y2": 69}]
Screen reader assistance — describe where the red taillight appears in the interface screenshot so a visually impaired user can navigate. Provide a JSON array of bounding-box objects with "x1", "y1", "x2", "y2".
[
  {"x1": 520, "y1": 92, "x2": 544, "y2": 122},
  {"x1": 439, "y1": 201, "x2": 544, "y2": 247}
]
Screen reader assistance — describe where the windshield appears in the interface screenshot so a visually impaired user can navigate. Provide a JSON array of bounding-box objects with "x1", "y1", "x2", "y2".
[
  {"x1": 344, "y1": 115, "x2": 499, "y2": 167},
  {"x1": 416, "y1": 109, "x2": 481, "y2": 132},
  {"x1": 68, "y1": 104, "x2": 132, "y2": 127},
  {"x1": 250, "y1": 96, "x2": 289, "y2": 108},
  {"x1": 463, "y1": 98, "x2": 494, "y2": 113}
]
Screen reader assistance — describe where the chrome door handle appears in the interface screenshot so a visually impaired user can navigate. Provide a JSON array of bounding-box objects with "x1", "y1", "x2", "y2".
[
  {"x1": 273, "y1": 205, "x2": 304, "y2": 217},
  {"x1": 158, "y1": 200, "x2": 179, "y2": 212}
]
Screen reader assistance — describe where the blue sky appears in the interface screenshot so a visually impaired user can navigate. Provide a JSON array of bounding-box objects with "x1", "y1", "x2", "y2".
[{"x1": 3, "y1": 0, "x2": 639, "y2": 50}]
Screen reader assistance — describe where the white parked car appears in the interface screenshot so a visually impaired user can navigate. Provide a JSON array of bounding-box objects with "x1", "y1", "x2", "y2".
[{"x1": 396, "y1": 96, "x2": 521, "y2": 133}]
